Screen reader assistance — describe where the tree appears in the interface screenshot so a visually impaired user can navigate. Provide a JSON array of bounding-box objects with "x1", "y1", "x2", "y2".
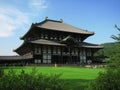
[
  {"x1": 108, "y1": 25, "x2": 120, "y2": 69},
  {"x1": 86, "y1": 25, "x2": 120, "y2": 90},
  {"x1": 111, "y1": 25, "x2": 120, "y2": 42}
]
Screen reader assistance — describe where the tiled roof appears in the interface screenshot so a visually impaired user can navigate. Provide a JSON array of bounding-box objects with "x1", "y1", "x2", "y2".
[
  {"x1": 30, "y1": 39, "x2": 103, "y2": 48},
  {"x1": 35, "y1": 19, "x2": 94, "y2": 35},
  {"x1": 0, "y1": 55, "x2": 33, "y2": 61},
  {"x1": 30, "y1": 39, "x2": 66, "y2": 46},
  {"x1": 14, "y1": 39, "x2": 103, "y2": 55},
  {"x1": 80, "y1": 42, "x2": 103, "y2": 48}
]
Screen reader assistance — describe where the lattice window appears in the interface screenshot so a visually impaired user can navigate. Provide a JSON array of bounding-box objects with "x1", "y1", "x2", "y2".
[{"x1": 34, "y1": 59, "x2": 41, "y2": 64}]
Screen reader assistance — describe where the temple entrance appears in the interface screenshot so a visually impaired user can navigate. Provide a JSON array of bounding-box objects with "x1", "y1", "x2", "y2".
[
  {"x1": 72, "y1": 56, "x2": 79, "y2": 64},
  {"x1": 52, "y1": 55, "x2": 72, "y2": 64},
  {"x1": 51, "y1": 55, "x2": 61, "y2": 64},
  {"x1": 62, "y1": 56, "x2": 70, "y2": 64},
  {"x1": 51, "y1": 55, "x2": 79, "y2": 64}
]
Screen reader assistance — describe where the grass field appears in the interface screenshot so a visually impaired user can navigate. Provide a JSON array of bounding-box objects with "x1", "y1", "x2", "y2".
[{"x1": 4, "y1": 66, "x2": 105, "y2": 90}]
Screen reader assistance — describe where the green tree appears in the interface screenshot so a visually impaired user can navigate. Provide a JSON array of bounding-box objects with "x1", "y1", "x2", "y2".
[
  {"x1": 111, "y1": 25, "x2": 120, "y2": 42},
  {"x1": 108, "y1": 25, "x2": 120, "y2": 69},
  {"x1": 86, "y1": 25, "x2": 120, "y2": 90}
]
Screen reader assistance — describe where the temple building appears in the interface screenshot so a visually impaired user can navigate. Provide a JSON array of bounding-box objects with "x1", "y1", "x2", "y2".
[{"x1": 0, "y1": 18, "x2": 103, "y2": 65}]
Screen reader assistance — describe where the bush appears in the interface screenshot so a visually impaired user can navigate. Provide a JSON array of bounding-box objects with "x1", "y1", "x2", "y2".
[
  {"x1": 86, "y1": 68, "x2": 120, "y2": 90},
  {"x1": 86, "y1": 27, "x2": 120, "y2": 90},
  {"x1": 0, "y1": 68, "x2": 66, "y2": 90},
  {"x1": 0, "y1": 68, "x2": 4, "y2": 77}
]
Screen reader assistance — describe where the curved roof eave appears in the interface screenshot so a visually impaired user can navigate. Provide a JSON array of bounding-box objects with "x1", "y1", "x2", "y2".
[
  {"x1": 20, "y1": 23, "x2": 35, "y2": 40},
  {"x1": 35, "y1": 26, "x2": 94, "y2": 35}
]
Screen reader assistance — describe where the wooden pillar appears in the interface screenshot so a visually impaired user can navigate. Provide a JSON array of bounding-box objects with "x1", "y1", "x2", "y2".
[
  {"x1": 41, "y1": 45, "x2": 43, "y2": 64},
  {"x1": 61, "y1": 46, "x2": 63, "y2": 64},
  {"x1": 85, "y1": 48, "x2": 87, "y2": 64},
  {"x1": 69, "y1": 47, "x2": 72, "y2": 64},
  {"x1": 78, "y1": 47, "x2": 80, "y2": 64},
  {"x1": 51, "y1": 46, "x2": 53, "y2": 64}
]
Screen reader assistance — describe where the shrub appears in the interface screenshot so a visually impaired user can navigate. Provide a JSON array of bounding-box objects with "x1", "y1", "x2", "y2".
[
  {"x1": 86, "y1": 25, "x2": 120, "y2": 90},
  {"x1": 0, "y1": 68, "x2": 66, "y2": 90},
  {"x1": 0, "y1": 67, "x2": 4, "y2": 77},
  {"x1": 86, "y1": 68, "x2": 120, "y2": 90}
]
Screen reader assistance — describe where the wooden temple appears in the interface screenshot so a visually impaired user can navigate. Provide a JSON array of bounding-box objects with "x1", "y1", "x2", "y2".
[{"x1": 0, "y1": 18, "x2": 103, "y2": 65}]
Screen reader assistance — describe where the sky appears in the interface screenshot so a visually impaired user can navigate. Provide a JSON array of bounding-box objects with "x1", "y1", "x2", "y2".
[{"x1": 0, "y1": 0, "x2": 120, "y2": 55}]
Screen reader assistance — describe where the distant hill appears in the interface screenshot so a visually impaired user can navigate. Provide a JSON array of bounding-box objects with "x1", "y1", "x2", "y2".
[{"x1": 94, "y1": 42, "x2": 118, "y2": 57}]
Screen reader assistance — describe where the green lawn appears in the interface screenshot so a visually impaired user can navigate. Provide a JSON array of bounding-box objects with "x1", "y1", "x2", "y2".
[{"x1": 4, "y1": 66, "x2": 105, "y2": 90}]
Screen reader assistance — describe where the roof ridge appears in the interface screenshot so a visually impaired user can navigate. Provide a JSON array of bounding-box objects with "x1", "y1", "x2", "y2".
[
  {"x1": 34, "y1": 19, "x2": 62, "y2": 25},
  {"x1": 62, "y1": 22, "x2": 94, "y2": 33},
  {"x1": 46, "y1": 19, "x2": 62, "y2": 23}
]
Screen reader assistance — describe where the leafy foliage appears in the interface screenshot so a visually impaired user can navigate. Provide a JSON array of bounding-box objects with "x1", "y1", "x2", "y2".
[
  {"x1": 95, "y1": 25, "x2": 120, "y2": 57},
  {"x1": 86, "y1": 25, "x2": 120, "y2": 90},
  {"x1": 0, "y1": 68, "x2": 66, "y2": 90},
  {"x1": 0, "y1": 68, "x2": 4, "y2": 77},
  {"x1": 107, "y1": 25, "x2": 120, "y2": 69},
  {"x1": 107, "y1": 43, "x2": 120, "y2": 69},
  {"x1": 94, "y1": 42, "x2": 118, "y2": 57},
  {"x1": 86, "y1": 70, "x2": 120, "y2": 90},
  {"x1": 111, "y1": 25, "x2": 120, "y2": 42}
]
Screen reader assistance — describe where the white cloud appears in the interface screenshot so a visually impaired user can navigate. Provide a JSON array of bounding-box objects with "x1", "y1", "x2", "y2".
[
  {"x1": 0, "y1": 0, "x2": 48, "y2": 55},
  {"x1": 29, "y1": 0, "x2": 48, "y2": 9},
  {"x1": 0, "y1": 7, "x2": 29, "y2": 37},
  {"x1": 0, "y1": 0, "x2": 48, "y2": 37}
]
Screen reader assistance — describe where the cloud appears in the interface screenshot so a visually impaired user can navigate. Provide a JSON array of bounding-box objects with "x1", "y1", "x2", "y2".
[
  {"x1": 0, "y1": 7, "x2": 29, "y2": 37},
  {"x1": 29, "y1": 0, "x2": 48, "y2": 9},
  {"x1": 0, "y1": 0, "x2": 48, "y2": 37}
]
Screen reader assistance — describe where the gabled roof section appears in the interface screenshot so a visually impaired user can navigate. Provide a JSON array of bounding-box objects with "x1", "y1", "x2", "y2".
[
  {"x1": 14, "y1": 42, "x2": 32, "y2": 55},
  {"x1": 30, "y1": 39, "x2": 103, "y2": 48},
  {"x1": 20, "y1": 23, "x2": 34, "y2": 39},
  {"x1": 14, "y1": 39, "x2": 103, "y2": 55},
  {"x1": 0, "y1": 55, "x2": 33, "y2": 61},
  {"x1": 21, "y1": 19, "x2": 94, "y2": 39},
  {"x1": 30, "y1": 39, "x2": 66, "y2": 46},
  {"x1": 79, "y1": 42, "x2": 104, "y2": 48},
  {"x1": 34, "y1": 19, "x2": 94, "y2": 35},
  {"x1": 61, "y1": 35, "x2": 79, "y2": 46}
]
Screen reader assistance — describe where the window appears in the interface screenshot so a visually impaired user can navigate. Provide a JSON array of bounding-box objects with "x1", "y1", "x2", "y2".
[
  {"x1": 41, "y1": 34, "x2": 44, "y2": 39},
  {"x1": 43, "y1": 54, "x2": 47, "y2": 59},
  {"x1": 59, "y1": 36, "x2": 62, "y2": 40},
  {"x1": 54, "y1": 37, "x2": 57, "y2": 40},
  {"x1": 43, "y1": 46, "x2": 47, "y2": 53},
  {"x1": 80, "y1": 51, "x2": 83, "y2": 60},
  {"x1": 34, "y1": 59, "x2": 41, "y2": 64},
  {"x1": 48, "y1": 60, "x2": 51, "y2": 63},
  {"x1": 83, "y1": 50, "x2": 86, "y2": 63},
  {"x1": 72, "y1": 49, "x2": 74, "y2": 55},
  {"x1": 87, "y1": 49, "x2": 91, "y2": 56},
  {"x1": 43, "y1": 54, "x2": 47, "y2": 63},
  {"x1": 38, "y1": 47, "x2": 41, "y2": 54},
  {"x1": 58, "y1": 47, "x2": 61, "y2": 54},
  {"x1": 38, "y1": 60, "x2": 41, "y2": 63},
  {"x1": 80, "y1": 50, "x2": 86, "y2": 63},
  {"x1": 48, "y1": 46, "x2": 51, "y2": 53},
  {"x1": 43, "y1": 54, "x2": 51, "y2": 64},
  {"x1": 34, "y1": 59, "x2": 38, "y2": 64},
  {"x1": 53, "y1": 47, "x2": 56, "y2": 54},
  {"x1": 35, "y1": 47, "x2": 38, "y2": 54},
  {"x1": 45, "y1": 34, "x2": 48, "y2": 39},
  {"x1": 35, "y1": 47, "x2": 41, "y2": 54},
  {"x1": 50, "y1": 36, "x2": 53, "y2": 40},
  {"x1": 75, "y1": 48, "x2": 78, "y2": 55},
  {"x1": 43, "y1": 59, "x2": 47, "y2": 63},
  {"x1": 79, "y1": 38, "x2": 81, "y2": 42},
  {"x1": 48, "y1": 54, "x2": 51, "y2": 59}
]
